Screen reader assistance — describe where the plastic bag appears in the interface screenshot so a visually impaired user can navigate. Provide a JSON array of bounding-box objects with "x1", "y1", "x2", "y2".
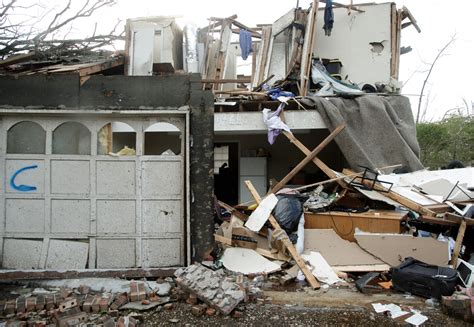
[{"x1": 272, "y1": 194, "x2": 304, "y2": 235}]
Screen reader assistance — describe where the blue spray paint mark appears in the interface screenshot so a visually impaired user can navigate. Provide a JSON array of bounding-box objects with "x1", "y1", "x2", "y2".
[{"x1": 10, "y1": 165, "x2": 38, "y2": 192}]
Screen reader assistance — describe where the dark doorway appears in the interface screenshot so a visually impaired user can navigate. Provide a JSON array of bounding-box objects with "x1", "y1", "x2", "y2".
[{"x1": 214, "y1": 142, "x2": 239, "y2": 205}]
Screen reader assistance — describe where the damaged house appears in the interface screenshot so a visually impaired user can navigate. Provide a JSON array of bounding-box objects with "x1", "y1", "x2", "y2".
[{"x1": 0, "y1": 0, "x2": 473, "y2": 325}]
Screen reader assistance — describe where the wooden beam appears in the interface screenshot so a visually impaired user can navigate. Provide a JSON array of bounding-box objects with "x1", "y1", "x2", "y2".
[
  {"x1": 451, "y1": 220, "x2": 467, "y2": 267},
  {"x1": 282, "y1": 131, "x2": 340, "y2": 182},
  {"x1": 244, "y1": 180, "x2": 320, "y2": 289},
  {"x1": 320, "y1": 0, "x2": 365, "y2": 13},
  {"x1": 271, "y1": 125, "x2": 345, "y2": 194}
]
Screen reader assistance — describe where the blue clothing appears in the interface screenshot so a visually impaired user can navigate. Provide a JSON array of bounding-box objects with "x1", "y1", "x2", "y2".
[{"x1": 239, "y1": 29, "x2": 253, "y2": 60}]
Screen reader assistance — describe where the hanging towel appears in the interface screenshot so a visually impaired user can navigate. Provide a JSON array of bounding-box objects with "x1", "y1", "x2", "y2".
[{"x1": 239, "y1": 29, "x2": 253, "y2": 60}]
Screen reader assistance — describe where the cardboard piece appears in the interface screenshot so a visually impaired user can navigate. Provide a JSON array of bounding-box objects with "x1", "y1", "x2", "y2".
[
  {"x1": 231, "y1": 226, "x2": 258, "y2": 249},
  {"x1": 304, "y1": 229, "x2": 385, "y2": 267},
  {"x1": 221, "y1": 248, "x2": 281, "y2": 275},
  {"x1": 355, "y1": 232, "x2": 449, "y2": 267}
]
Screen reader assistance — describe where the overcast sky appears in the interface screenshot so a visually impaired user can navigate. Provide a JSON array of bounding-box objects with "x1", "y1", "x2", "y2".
[{"x1": 35, "y1": 0, "x2": 474, "y2": 122}]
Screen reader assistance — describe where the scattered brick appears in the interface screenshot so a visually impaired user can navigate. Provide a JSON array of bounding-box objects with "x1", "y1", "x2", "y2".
[
  {"x1": 129, "y1": 281, "x2": 147, "y2": 302},
  {"x1": 91, "y1": 296, "x2": 101, "y2": 313},
  {"x1": 5, "y1": 300, "x2": 16, "y2": 314},
  {"x1": 59, "y1": 289, "x2": 72, "y2": 299},
  {"x1": 25, "y1": 298, "x2": 36, "y2": 313},
  {"x1": 16, "y1": 297, "x2": 27, "y2": 313},
  {"x1": 206, "y1": 307, "x2": 216, "y2": 316},
  {"x1": 232, "y1": 310, "x2": 243, "y2": 318},
  {"x1": 191, "y1": 304, "x2": 206, "y2": 317},
  {"x1": 99, "y1": 295, "x2": 112, "y2": 312},
  {"x1": 58, "y1": 298, "x2": 77, "y2": 313},
  {"x1": 186, "y1": 293, "x2": 198, "y2": 305},
  {"x1": 81, "y1": 295, "x2": 94, "y2": 313},
  {"x1": 110, "y1": 293, "x2": 128, "y2": 311},
  {"x1": 35, "y1": 295, "x2": 45, "y2": 311},
  {"x1": 78, "y1": 285, "x2": 91, "y2": 295}
]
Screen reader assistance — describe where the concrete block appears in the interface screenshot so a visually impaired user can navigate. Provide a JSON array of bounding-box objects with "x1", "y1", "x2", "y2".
[
  {"x1": 5, "y1": 199, "x2": 45, "y2": 233},
  {"x1": 50, "y1": 160, "x2": 90, "y2": 194},
  {"x1": 175, "y1": 264, "x2": 245, "y2": 315},
  {"x1": 96, "y1": 200, "x2": 136, "y2": 234},
  {"x1": 96, "y1": 239, "x2": 136, "y2": 268},
  {"x1": 142, "y1": 200, "x2": 181, "y2": 234},
  {"x1": 143, "y1": 238, "x2": 181, "y2": 267},
  {"x1": 141, "y1": 161, "x2": 181, "y2": 196},
  {"x1": 51, "y1": 200, "x2": 90, "y2": 234},
  {"x1": 2, "y1": 239, "x2": 43, "y2": 269},
  {"x1": 45, "y1": 240, "x2": 88, "y2": 269},
  {"x1": 6, "y1": 159, "x2": 45, "y2": 193},
  {"x1": 96, "y1": 161, "x2": 136, "y2": 195}
]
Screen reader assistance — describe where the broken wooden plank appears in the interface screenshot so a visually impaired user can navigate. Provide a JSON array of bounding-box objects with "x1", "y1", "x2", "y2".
[
  {"x1": 451, "y1": 219, "x2": 467, "y2": 267},
  {"x1": 401, "y1": 6, "x2": 421, "y2": 33},
  {"x1": 245, "y1": 180, "x2": 320, "y2": 289},
  {"x1": 271, "y1": 124, "x2": 345, "y2": 194},
  {"x1": 0, "y1": 52, "x2": 36, "y2": 67},
  {"x1": 300, "y1": 0, "x2": 319, "y2": 96}
]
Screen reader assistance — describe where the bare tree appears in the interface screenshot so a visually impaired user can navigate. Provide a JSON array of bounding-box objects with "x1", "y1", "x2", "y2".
[
  {"x1": 416, "y1": 34, "x2": 456, "y2": 123},
  {"x1": 0, "y1": 0, "x2": 123, "y2": 59}
]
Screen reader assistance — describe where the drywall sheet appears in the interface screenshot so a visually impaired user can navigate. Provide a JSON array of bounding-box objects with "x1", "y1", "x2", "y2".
[
  {"x1": 304, "y1": 229, "x2": 384, "y2": 266},
  {"x1": 221, "y1": 248, "x2": 281, "y2": 275},
  {"x1": 355, "y1": 233, "x2": 449, "y2": 267}
]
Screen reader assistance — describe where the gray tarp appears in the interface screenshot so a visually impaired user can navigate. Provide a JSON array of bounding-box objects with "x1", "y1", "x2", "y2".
[{"x1": 301, "y1": 95, "x2": 424, "y2": 173}]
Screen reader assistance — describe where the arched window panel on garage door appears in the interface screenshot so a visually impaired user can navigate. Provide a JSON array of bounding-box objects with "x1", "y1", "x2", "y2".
[
  {"x1": 97, "y1": 122, "x2": 137, "y2": 155},
  {"x1": 52, "y1": 122, "x2": 91, "y2": 155},
  {"x1": 144, "y1": 122, "x2": 182, "y2": 155},
  {"x1": 7, "y1": 121, "x2": 46, "y2": 154}
]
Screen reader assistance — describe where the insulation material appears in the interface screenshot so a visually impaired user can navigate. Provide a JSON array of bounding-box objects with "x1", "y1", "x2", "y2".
[
  {"x1": 221, "y1": 248, "x2": 281, "y2": 275},
  {"x1": 355, "y1": 232, "x2": 449, "y2": 267}
]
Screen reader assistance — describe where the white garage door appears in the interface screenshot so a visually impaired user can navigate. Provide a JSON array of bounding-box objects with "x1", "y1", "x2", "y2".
[{"x1": 0, "y1": 112, "x2": 188, "y2": 269}]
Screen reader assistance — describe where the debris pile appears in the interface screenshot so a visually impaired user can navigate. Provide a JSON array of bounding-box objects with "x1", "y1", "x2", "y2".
[{"x1": 0, "y1": 279, "x2": 173, "y2": 326}]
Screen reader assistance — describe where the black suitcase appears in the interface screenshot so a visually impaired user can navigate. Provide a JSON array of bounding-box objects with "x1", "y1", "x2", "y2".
[{"x1": 390, "y1": 257, "x2": 458, "y2": 299}]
